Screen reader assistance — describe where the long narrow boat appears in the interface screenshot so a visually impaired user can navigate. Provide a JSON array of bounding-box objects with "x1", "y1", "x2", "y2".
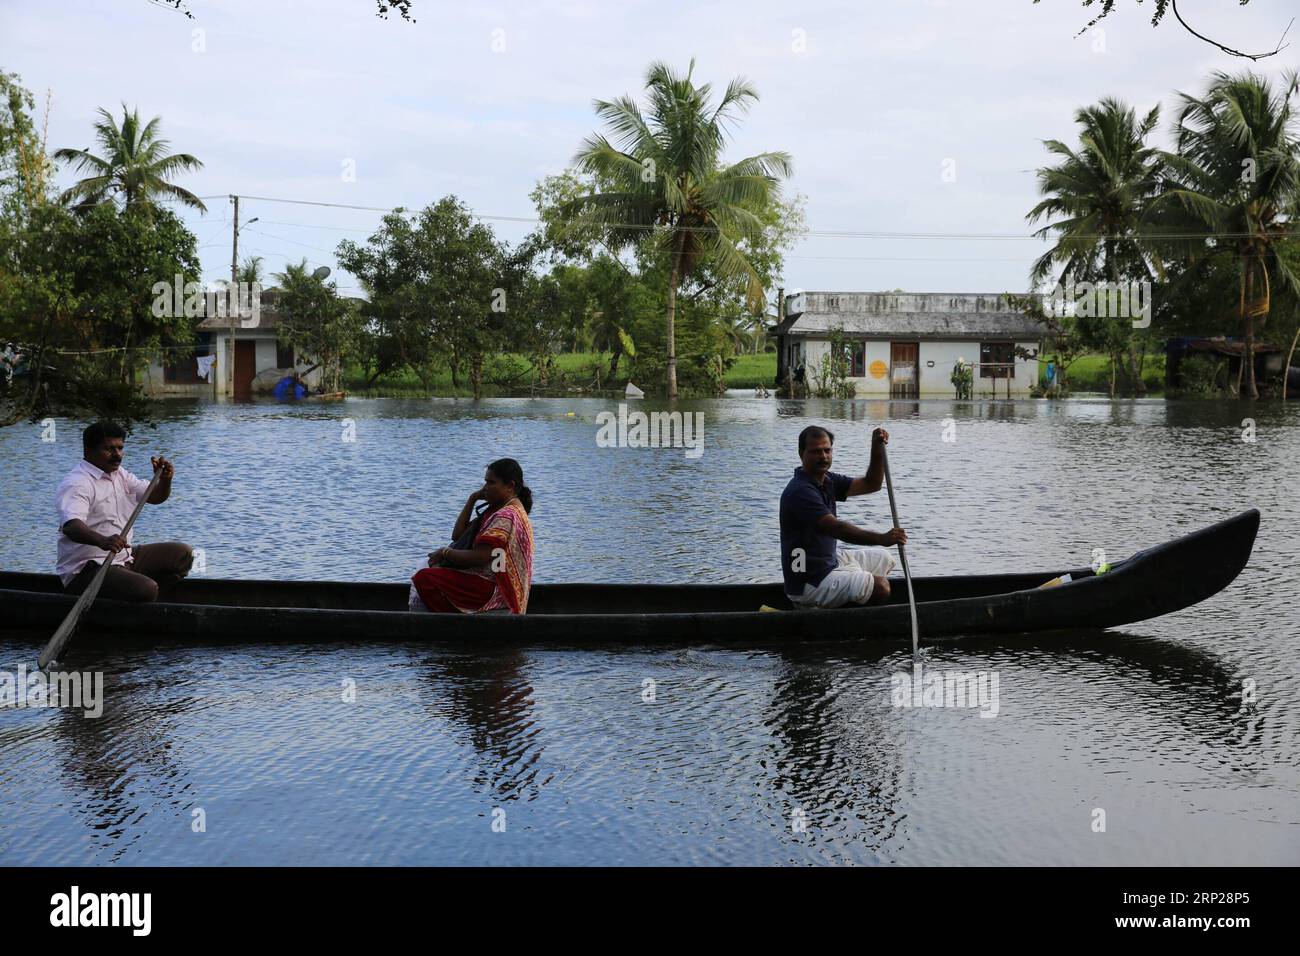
[{"x1": 0, "y1": 510, "x2": 1259, "y2": 646}]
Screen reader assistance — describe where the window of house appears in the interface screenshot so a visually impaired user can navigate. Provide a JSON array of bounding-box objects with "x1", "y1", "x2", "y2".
[
  {"x1": 980, "y1": 341, "x2": 1015, "y2": 378},
  {"x1": 827, "y1": 296, "x2": 840, "y2": 310},
  {"x1": 276, "y1": 342, "x2": 295, "y2": 368},
  {"x1": 164, "y1": 333, "x2": 213, "y2": 384}
]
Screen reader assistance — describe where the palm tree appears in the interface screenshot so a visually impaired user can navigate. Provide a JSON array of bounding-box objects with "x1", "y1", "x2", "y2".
[
  {"x1": 216, "y1": 256, "x2": 264, "y2": 293},
  {"x1": 565, "y1": 60, "x2": 791, "y2": 397},
  {"x1": 237, "y1": 255, "x2": 264, "y2": 286},
  {"x1": 588, "y1": 309, "x2": 629, "y2": 382},
  {"x1": 53, "y1": 104, "x2": 206, "y2": 212},
  {"x1": 720, "y1": 311, "x2": 762, "y2": 355},
  {"x1": 1151, "y1": 70, "x2": 1300, "y2": 399},
  {"x1": 745, "y1": 312, "x2": 768, "y2": 354},
  {"x1": 1027, "y1": 97, "x2": 1165, "y2": 395}
]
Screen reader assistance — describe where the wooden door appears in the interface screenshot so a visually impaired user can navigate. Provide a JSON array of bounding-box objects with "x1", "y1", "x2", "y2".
[
  {"x1": 890, "y1": 342, "x2": 919, "y2": 398},
  {"x1": 234, "y1": 340, "x2": 257, "y2": 399}
]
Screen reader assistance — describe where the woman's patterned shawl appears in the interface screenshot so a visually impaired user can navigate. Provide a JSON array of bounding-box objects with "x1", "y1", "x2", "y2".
[{"x1": 474, "y1": 500, "x2": 534, "y2": 614}]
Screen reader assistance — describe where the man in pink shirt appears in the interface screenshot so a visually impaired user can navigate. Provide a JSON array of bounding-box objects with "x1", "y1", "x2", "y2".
[{"x1": 55, "y1": 421, "x2": 193, "y2": 602}]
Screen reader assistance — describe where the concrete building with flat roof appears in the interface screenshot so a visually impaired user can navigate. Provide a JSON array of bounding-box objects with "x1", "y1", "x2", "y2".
[{"x1": 770, "y1": 291, "x2": 1043, "y2": 397}]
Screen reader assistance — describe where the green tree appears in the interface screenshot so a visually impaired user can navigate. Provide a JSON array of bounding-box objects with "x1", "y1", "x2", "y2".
[
  {"x1": 564, "y1": 60, "x2": 791, "y2": 397},
  {"x1": 1275, "y1": 239, "x2": 1300, "y2": 398},
  {"x1": 1027, "y1": 97, "x2": 1164, "y2": 395},
  {"x1": 237, "y1": 255, "x2": 264, "y2": 286},
  {"x1": 3, "y1": 75, "x2": 203, "y2": 425},
  {"x1": 1, "y1": 203, "x2": 200, "y2": 425},
  {"x1": 337, "y1": 210, "x2": 434, "y2": 388},
  {"x1": 337, "y1": 197, "x2": 536, "y2": 398},
  {"x1": 53, "y1": 104, "x2": 206, "y2": 212},
  {"x1": 1151, "y1": 70, "x2": 1300, "y2": 398},
  {"x1": 0, "y1": 71, "x2": 51, "y2": 216},
  {"x1": 581, "y1": 255, "x2": 642, "y2": 381},
  {"x1": 272, "y1": 259, "x2": 361, "y2": 392}
]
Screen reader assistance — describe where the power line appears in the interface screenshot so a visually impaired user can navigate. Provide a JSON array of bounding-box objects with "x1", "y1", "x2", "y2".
[
  {"x1": 259, "y1": 219, "x2": 374, "y2": 233},
  {"x1": 227, "y1": 191, "x2": 1294, "y2": 242},
  {"x1": 788, "y1": 254, "x2": 1036, "y2": 262},
  {"x1": 241, "y1": 226, "x2": 337, "y2": 257}
]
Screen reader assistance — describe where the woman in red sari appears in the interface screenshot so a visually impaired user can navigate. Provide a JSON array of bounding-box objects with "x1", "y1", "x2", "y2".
[{"x1": 409, "y1": 458, "x2": 534, "y2": 614}]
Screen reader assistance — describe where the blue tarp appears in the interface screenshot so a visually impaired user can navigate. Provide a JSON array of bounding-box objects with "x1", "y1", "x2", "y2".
[{"x1": 273, "y1": 376, "x2": 307, "y2": 401}]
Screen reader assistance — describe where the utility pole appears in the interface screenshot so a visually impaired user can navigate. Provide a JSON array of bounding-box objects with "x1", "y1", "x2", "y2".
[
  {"x1": 227, "y1": 196, "x2": 258, "y2": 399},
  {"x1": 229, "y1": 194, "x2": 238, "y2": 400}
]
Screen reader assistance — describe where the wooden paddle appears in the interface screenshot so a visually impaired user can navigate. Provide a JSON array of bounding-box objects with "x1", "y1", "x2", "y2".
[
  {"x1": 880, "y1": 443, "x2": 920, "y2": 654},
  {"x1": 38, "y1": 466, "x2": 165, "y2": 671}
]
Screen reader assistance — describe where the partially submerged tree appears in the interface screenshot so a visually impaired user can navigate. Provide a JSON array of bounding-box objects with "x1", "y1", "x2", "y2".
[
  {"x1": 564, "y1": 60, "x2": 791, "y2": 397},
  {"x1": 1151, "y1": 70, "x2": 1300, "y2": 398},
  {"x1": 337, "y1": 197, "x2": 537, "y2": 398},
  {"x1": 1027, "y1": 97, "x2": 1164, "y2": 394}
]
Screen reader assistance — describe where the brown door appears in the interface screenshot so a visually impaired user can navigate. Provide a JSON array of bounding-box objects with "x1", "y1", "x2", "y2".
[
  {"x1": 234, "y1": 340, "x2": 257, "y2": 399},
  {"x1": 890, "y1": 342, "x2": 919, "y2": 397}
]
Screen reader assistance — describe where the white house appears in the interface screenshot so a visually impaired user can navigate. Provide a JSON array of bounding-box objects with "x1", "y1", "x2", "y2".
[
  {"x1": 141, "y1": 289, "x2": 322, "y2": 398},
  {"x1": 770, "y1": 291, "x2": 1044, "y2": 397}
]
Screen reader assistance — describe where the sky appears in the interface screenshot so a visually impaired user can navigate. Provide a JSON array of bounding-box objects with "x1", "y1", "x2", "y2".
[{"x1": 2, "y1": 0, "x2": 1296, "y2": 302}]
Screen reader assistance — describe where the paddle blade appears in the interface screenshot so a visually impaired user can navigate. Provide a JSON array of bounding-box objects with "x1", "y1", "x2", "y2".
[
  {"x1": 39, "y1": 604, "x2": 85, "y2": 670},
  {"x1": 38, "y1": 564, "x2": 107, "y2": 670}
]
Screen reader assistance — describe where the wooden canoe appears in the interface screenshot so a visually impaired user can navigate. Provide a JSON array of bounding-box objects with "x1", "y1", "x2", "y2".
[{"x1": 0, "y1": 510, "x2": 1259, "y2": 647}]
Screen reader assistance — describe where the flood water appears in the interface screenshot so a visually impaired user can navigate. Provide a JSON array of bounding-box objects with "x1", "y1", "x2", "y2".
[{"x1": 1, "y1": 395, "x2": 1297, "y2": 865}]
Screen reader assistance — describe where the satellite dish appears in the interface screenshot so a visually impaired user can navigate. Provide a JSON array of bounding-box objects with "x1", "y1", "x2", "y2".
[{"x1": 312, "y1": 266, "x2": 331, "y2": 281}]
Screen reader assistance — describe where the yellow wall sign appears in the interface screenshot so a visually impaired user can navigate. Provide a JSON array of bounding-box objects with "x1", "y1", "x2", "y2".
[{"x1": 869, "y1": 360, "x2": 888, "y2": 379}]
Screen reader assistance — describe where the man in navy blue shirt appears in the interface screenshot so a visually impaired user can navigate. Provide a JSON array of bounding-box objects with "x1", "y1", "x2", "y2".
[{"x1": 780, "y1": 425, "x2": 907, "y2": 608}]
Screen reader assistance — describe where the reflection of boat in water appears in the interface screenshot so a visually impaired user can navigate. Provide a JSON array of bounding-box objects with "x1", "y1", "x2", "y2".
[{"x1": 0, "y1": 512, "x2": 1259, "y2": 646}]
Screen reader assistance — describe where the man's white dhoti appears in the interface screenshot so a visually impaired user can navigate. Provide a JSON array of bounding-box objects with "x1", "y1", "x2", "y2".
[{"x1": 788, "y1": 547, "x2": 896, "y2": 609}]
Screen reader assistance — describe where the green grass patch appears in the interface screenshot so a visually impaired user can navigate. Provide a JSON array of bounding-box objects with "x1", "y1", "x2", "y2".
[
  {"x1": 725, "y1": 352, "x2": 776, "y2": 388},
  {"x1": 1055, "y1": 353, "x2": 1165, "y2": 392},
  {"x1": 343, "y1": 352, "x2": 619, "y2": 397},
  {"x1": 343, "y1": 350, "x2": 777, "y2": 396}
]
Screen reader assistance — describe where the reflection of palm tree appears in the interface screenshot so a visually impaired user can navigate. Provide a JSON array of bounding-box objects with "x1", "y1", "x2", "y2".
[
  {"x1": 567, "y1": 60, "x2": 791, "y2": 397},
  {"x1": 52, "y1": 105, "x2": 206, "y2": 211}
]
